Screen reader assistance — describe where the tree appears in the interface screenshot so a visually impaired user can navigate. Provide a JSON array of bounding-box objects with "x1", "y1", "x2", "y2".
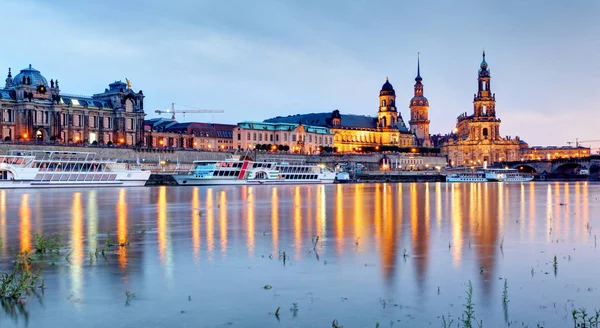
[
  {"x1": 278, "y1": 144, "x2": 284, "y2": 151},
  {"x1": 283, "y1": 145, "x2": 290, "y2": 152}
]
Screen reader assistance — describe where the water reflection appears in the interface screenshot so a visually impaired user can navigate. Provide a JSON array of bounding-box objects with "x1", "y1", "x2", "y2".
[
  {"x1": 0, "y1": 182, "x2": 597, "y2": 327},
  {"x1": 117, "y1": 189, "x2": 128, "y2": 270},
  {"x1": 20, "y1": 194, "x2": 31, "y2": 253}
]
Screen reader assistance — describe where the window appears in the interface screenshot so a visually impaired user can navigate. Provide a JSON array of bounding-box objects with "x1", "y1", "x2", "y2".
[
  {"x1": 382, "y1": 100, "x2": 386, "y2": 107},
  {"x1": 44, "y1": 112, "x2": 49, "y2": 124},
  {"x1": 483, "y1": 128, "x2": 489, "y2": 139},
  {"x1": 284, "y1": 134, "x2": 288, "y2": 142},
  {"x1": 247, "y1": 133, "x2": 250, "y2": 140},
  {"x1": 258, "y1": 133, "x2": 262, "y2": 141},
  {"x1": 253, "y1": 133, "x2": 256, "y2": 141},
  {"x1": 292, "y1": 135, "x2": 296, "y2": 142},
  {"x1": 238, "y1": 133, "x2": 241, "y2": 140},
  {"x1": 270, "y1": 134, "x2": 273, "y2": 142},
  {"x1": 275, "y1": 135, "x2": 279, "y2": 142}
]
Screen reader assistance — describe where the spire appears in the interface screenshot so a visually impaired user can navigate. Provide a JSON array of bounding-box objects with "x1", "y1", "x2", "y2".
[
  {"x1": 480, "y1": 48, "x2": 488, "y2": 71},
  {"x1": 386, "y1": 76, "x2": 388, "y2": 81},
  {"x1": 415, "y1": 52, "x2": 422, "y2": 83},
  {"x1": 8, "y1": 67, "x2": 11, "y2": 78}
]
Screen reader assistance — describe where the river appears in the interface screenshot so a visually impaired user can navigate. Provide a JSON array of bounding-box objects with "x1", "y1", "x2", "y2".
[{"x1": 0, "y1": 182, "x2": 599, "y2": 327}]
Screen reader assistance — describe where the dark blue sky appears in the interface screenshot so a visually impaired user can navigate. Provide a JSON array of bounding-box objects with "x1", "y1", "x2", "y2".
[{"x1": 1, "y1": 0, "x2": 598, "y2": 146}]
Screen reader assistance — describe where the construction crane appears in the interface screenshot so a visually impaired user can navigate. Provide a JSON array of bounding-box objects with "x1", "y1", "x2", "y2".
[
  {"x1": 568, "y1": 139, "x2": 600, "y2": 147},
  {"x1": 155, "y1": 103, "x2": 225, "y2": 120}
]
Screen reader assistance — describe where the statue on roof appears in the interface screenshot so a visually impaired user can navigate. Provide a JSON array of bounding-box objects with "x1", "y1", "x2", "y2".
[
  {"x1": 50, "y1": 79, "x2": 54, "y2": 88},
  {"x1": 125, "y1": 78, "x2": 132, "y2": 90}
]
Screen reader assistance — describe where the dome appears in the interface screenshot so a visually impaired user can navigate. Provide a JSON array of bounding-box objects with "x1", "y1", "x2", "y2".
[
  {"x1": 380, "y1": 77, "x2": 395, "y2": 96},
  {"x1": 480, "y1": 51, "x2": 488, "y2": 71},
  {"x1": 410, "y1": 95, "x2": 429, "y2": 107},
  {"x1": 12, "y1": 64, "x2": 49, "y2": 87}
]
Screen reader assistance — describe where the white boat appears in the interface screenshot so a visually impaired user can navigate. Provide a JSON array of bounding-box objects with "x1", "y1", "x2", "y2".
[
  {"x1": 173, "y1": 156, "x2": 336, "y2": 186},
  {"x1": 484, "y1": 168, "x2": 534, "y2": 182},
  {"x1": 445, "y1": 171, "x2": 487, "y2": 182},
  {"x1": 0, "y1": 150, "x2": 151, "y2": 189}
]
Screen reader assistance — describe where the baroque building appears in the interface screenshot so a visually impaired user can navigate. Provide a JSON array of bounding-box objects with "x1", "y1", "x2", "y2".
[
  {"x1": 0, "y1": 65, "x2": 145, "y2": 145},
  {"x1": 233, "y1": 121, "x2": 333, "y2": 154},
  {"x1": 264, "y1": 78, "x2": 414, "y2": 153},
  {"x1": 442, "y1": 52, "x2": 521, "y2": 166},
  {"x1": 408, "y1": 54, "x2": 432, "y2": 147}
]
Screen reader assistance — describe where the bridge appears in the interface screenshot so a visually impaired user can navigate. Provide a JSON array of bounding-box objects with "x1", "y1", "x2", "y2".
[{"x1": 498, "y1": 155, "x2": 600, "y2": 175}]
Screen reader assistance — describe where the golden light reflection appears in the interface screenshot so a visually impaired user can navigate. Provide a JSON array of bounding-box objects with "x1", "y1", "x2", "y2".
[
  {"x1": 219, "y1": 191, "x2": 228, "y2": 258},
  {"x1": 374, "y1": 184, "x2": 382, "y2": 249},
  {"x1": 116, "y1": 189, "x2": 128, "y2": 269},
  {"x1": 316, "y1": 185, "x2": 326, "y2": 240},
  {"x1": 247, "y1": 187, "x2": 255, "y2": 258},
  {"x1": 157, "y1": 186, "x2": 168, "y2": 264},
  {"x1": 583, "y1": 182, "x2": 589, "y2": 241},
  {"x1": 294, "y1": 186, "x2": 301, "y2": 259},
  {"x1": 335, "y1": 184, "x2": 344, "y2": 255},
  {"x1": 546, "y1": 184, "x2": 553, "y2": 243},
  {"x1": 70, "y1": 192, "x2": 83, "y2": 298},
  {"x1": 498, "y1": 182, "x2": 504, "y2": 232},
  {"x1": 529, "y1": 183, "x2": 536, "y2": 219},
  {"x1": 0, "y1": 190, "x2": 6, "y2": 253},
  {"x1": 519, "y1": 184, "x2": 526, "y2": 240},
  {"x1": 354, "y1": 184, "x2": 364, "y2": 247},
  {"x1": 191, "y1": 187, "x2": 201, "y2": 261},
  {"x1": 271, "y1": 188, "x2": 279, "y2": 253},
  {"x1": 206, "y1": 188, "x2": 215, "y2": 259},
  {"x1": 450, "y1": 184, "x2": 463, "y2": 266},
  {"x1": 19, "y1": 194, "x2": 31, "y2": 253},
  {"x1": 381, "y1": 185, "x2": 396, "y2": 283}
]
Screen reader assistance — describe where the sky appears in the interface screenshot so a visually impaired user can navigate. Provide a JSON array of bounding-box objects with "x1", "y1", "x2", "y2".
[{"x1": 0, "y1": 0, "x2": 599, "y2": 147}]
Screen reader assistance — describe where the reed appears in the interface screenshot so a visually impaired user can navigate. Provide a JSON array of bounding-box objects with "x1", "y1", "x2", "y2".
[
  {"x1": 502, "y1": 279, "x2": 509, "y2": 306},
  {"x1": 33, "y1": 233, "x2": 60, "y2": 254}
]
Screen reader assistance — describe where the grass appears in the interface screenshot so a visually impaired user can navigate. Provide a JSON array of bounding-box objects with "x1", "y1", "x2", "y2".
[
  {"x1": 290, "y1": 302, "x2": 298, "y2": 316},
  {"x1": 0, "y1": 260, "x2": 42, "y2": 300},
  {"x1": 502, "y1": 279, "x2": 509, "y2": 306},
  {"x1": 572, "y1": 308, "x2": 600, "y2": 327},
  {"x1": 33, "y1": 233, "x2": 60, "y2": 254}
]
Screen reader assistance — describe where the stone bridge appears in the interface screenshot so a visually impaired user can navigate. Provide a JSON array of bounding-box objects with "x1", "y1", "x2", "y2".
[{"x1": 499, "y1": 155, "x2": 600, "y2": 175}]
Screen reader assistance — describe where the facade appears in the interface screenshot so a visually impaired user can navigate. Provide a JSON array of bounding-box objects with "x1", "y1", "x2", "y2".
[
  {"x1": 0, "y1": 65, "x2": 145, "y2": 145},
  {"x1": 521, "y1": 146, "x2": 591, "y2": 160},
  {"x1": 441, "y1": 52, "x2": 521, "y2": 166},
  {"x1": 144, "y1": 118, "x2": 235, "y2": 150},
  {"x1": 233, "y1": 121, "x2": 333, "y2": 154},
  {"x1": 408, "y1": 55, "x2": 432, "y2": 147},
  {"x1": 264, "y1": 78, "x2": 415, "y2": 153}
]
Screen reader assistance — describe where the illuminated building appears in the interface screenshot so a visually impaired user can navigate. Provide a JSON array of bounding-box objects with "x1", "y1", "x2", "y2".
[
  {"x1": 263, "y1": 78, "x2": 415, "y2": 152},
  {"x1": 441, "y1": 51, "x2": 521, "y2": 166},
  {"x1": 232, "y1": 121, "x2": 333, "y2": 154},
  {"x1": 143, "y1": 118, "x2": 235, "y2": 150},
  {"x1": 0, "y1": 65, "x2": 145, "y2": 145},
  {"x1": 408, "y1": 54, "x2": 432, "y2": 147},
  {"x1": 521, "y1": 146, "x2": 591, "y2": 160}
]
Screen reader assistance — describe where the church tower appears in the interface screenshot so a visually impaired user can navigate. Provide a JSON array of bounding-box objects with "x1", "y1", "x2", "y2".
[
  {"x1": 408, "y1": 53, "x2": 431, "y2": 147},
  {"x1": 471, "y1": 50, "x2": 501, "y2": 141},
  {"x1": 378, "y1": 77, "x2": 398, "y2": 130}
]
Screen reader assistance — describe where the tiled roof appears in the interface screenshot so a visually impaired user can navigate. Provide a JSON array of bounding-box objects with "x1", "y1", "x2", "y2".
[
  {"x1": 237, "y1": 121, "x2": 332, "y2": 135},
  {"x1": 264, "y1": 112, "x2": 411, "y2": 132}
]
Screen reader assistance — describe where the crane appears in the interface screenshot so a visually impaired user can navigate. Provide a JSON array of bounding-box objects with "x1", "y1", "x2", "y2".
[
  {"x1": 155, "y1": 103, "x2": 225, "y2": 120},
  {"x1": 568, "y1": 139, "x2": 600, "y2": 147}
]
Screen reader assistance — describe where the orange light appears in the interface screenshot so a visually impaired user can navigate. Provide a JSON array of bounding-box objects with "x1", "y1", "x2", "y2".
[
  {"x1": 75, "y1": 136, "x2": 80, "y2": 142},
  {"x1": 193, "y1": 142, "x2": 197, "y2": 146},
  {"x1": 375, "y1": 146, "x2": 380, "y2": 150},
  {"x1": 23, "y1": 133, "x2": 28, "y2": 139},
  {"x1": 159, "y1": 140, "x2": 164, "y2": 145},
  {"x1": 119, "y1": 138, "x2": 125, "y2": 144}
]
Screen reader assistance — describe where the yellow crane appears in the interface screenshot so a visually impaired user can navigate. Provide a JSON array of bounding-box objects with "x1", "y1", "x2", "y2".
[{"x1": 155, "y1": 103, "x2": 225, "y2": 120}]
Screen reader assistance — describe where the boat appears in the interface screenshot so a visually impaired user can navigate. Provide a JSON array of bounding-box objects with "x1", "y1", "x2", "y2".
[
  {"x1": 173, "y1": 156, "x2": 336, "y2": 186},
  {"x1": 445, "y1": 171, "x2": 488, "y2": 182},
  {"x1": 484, "y1": 168, "x2": 534, "y2": 182},
  {"x1": 0, "y1": 150, "x2": 151, "y2": 189}
]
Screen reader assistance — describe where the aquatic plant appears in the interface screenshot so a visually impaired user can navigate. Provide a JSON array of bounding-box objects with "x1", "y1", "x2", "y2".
[
  {"x1": 502, "y1": 279, "x2": 509, "y2": 306},
  {"x1": 572, "y1": 308, "x2": 600, "y2": 327},
  {"x1": 263, "y1": 285, "x2": 272, "y2": 290},
  {"x1": 274, "y1": 306, "x2": 281, "y2": 320},
  {"x1": 0, "y1": 261, "x2": 41, "y2": 300},
  {"x1": 312, "y1": 236, "x2": 320, "y2": 250},
  {"x1": 0, "y1": 237, "x2": 3, "y2": 249},
  {"x1": 332, "y1": 319, "x2": 343, "y2": 328},
  {"x1": 290, "y1": 302, "x2": 298, "y2": 316},
  {"x1": 125, "y1": 290, "x2": 135, "y2": 306},
  {"x1": 33, "y1": 233, "x2": 60, "y2": 254},
  {"x1": 553, "y1": 256, "x2": 558, "y2": 271}
]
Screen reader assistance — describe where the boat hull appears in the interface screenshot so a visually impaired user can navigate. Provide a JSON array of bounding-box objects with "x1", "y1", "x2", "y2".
[
  {"x1": 173, "y1": 175, "x2": 335, "y2": 186},
  {"x1": 0, "y1": 179, "x2": 148, "y2": 189}
]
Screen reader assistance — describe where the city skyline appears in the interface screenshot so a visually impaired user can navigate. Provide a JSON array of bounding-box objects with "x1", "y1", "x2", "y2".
[{"x1": 1, "y1": 0, "x2": 598, "y2": 146}]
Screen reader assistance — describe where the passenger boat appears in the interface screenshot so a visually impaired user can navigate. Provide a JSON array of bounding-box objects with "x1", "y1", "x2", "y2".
[
  {"x1": 445, "y1": 171, "x2": 487, "y2": 182},
  {"x1": 484, "y1": 168, "x2": 534, "y2": 182},
  {"x1": 0, "y1": 150, "x2": 151, "y2": 189},
  {"x1": 173, "y1": 156, "x2": 336, "y2": 186}
]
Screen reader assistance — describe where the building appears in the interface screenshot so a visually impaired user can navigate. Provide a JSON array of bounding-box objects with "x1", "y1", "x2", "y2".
[
  {"x1": 0, "y1": 65, "x2": 145, "y2": 145},
  {"x1": 441, "y1": 52, "x2": 521, "y2": 166},
  {"x1": 264, "y1": 78, "x2": 415, "y2": 152},
  {"x1": 408, "y1": 54, "x2": 432, "y2": 147},
  {"x1": 521, "y1": 146, "x2": 591, "y2": 160},
  {"x1": 233, "y1": 121, "x2": 333, "y2": 154},
  {"x1": 144, "y1": 118, "x2": 235, "y2": 150}
]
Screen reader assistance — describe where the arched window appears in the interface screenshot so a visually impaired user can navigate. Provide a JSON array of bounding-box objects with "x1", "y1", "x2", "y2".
[
  {"x1": 125, "y1": 99, "x2": 134, "y2": 112},
  {"x1": 482, "y1": 128, "x2": 489, "y2": 139},
  {"x1": 382, "y1": 100, "x2": 386, "y2": 107}
]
